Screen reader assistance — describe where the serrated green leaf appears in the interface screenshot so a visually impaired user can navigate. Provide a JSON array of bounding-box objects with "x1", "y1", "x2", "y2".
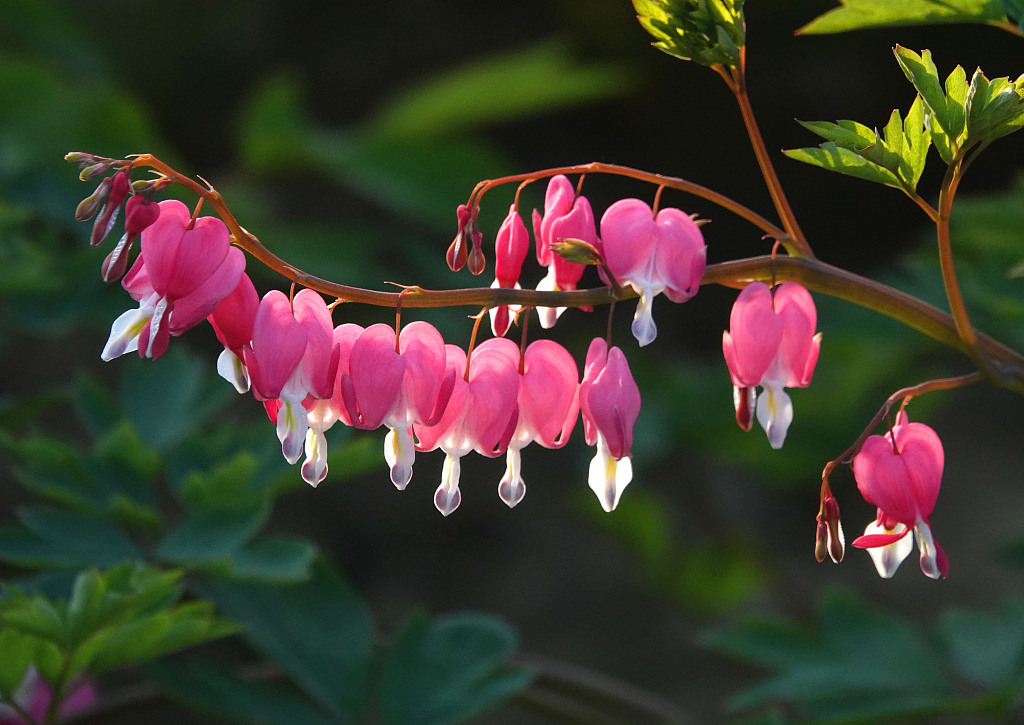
[
  {"x1": 965, "y1": 68, "x2": 1024, "y2": 144},
  {"x1": 902, "y1": 95, "x2": 931, "y2": 187},
  {"x1": 894, "y1": 48, "x2": 969, "y2": 164},
  {"x1": 15, "y1": 508, "x2": 144, "y2": 569},
  {"x1": 377, "y1": 612, "x2": 532, "y2": 725},
  {"x1": 799, "y1": 0, "x2": 1007, "y2": 34},
  {"x1": 936, "y1": 600, "x2": 1024, "y2": 690},
  {"x1": 0, "y1": 593, "x2": 67, "y2": 644},
  {"x1": 156, "y1": 505, "x2": 269, "y2": 568},
  {"x1": 784, "y1": 145, "x2": 902, "y2": 187}
]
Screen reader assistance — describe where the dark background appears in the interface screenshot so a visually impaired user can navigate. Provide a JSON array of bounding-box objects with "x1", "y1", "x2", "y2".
[{"x1": 3, "y1": 1, "x2": 1024, "y2": 722}]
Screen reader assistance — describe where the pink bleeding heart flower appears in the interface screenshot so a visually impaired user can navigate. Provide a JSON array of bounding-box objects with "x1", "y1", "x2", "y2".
[
  {"x1": 101, "y1": 200, "x2": 241, "y2": 361},
  {"x1": 208, "y1": 272, "x2": 259, "y2": 393},
  {"x1": 245, "y1": 289, "x2": 338, "y2": 466},
  {"x1": 579, "y1": 338, "x2": 641, "y2": 512},
  {"x1": 722, "y1": 281, "x2": 821, "y2": 449},
  {"x1": 599, "y1": 198, "x2": 706, "y2": 346},
  {"x1": 382, "y1": 321, "x2": 455, "y2": 490},
  {"x1": 489, "y1": 205, "x2": 530, "y2": 337},
  {"x1": 851, "y1": 412, "x2": 948, "y2": 579},
  {"x1": 499, "y1": 339, "x2": 579, "y2": 508},
  {"x1": 300, "y1": 322, "x2": 365, "y2": 486},
  {"x1": 414, "y1": 337, "x2": 520, "y2": 516},
  {"x1": 532, "y1": 175, "x2": 598, "y2": 328}
]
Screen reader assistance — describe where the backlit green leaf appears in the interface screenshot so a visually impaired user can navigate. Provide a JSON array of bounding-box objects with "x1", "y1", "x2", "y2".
[
  {"x1": 799, "y1": 0, "x2": 1007, "y2": 34},
  {"x1": 633, "y1": 0, "x2": 745, "y2": 69}
]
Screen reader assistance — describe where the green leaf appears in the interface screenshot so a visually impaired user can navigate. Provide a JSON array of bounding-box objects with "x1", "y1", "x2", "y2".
[
  {"x1": 894, "y1": 47, "x2": 968, "y2": 163},
  {"x1": 783, "y1": 145, "x2": 902, "y2": 187},
  {"x1": 14, "y1": 507, "x2": 145, "y2": 569},
  {"x1": 364, "y1": 41, "x2": 630, "y2": 143},
  {"x1": 228, "y1": 536, "x2": 317, "y2": 584},
  {"x1": 155, "y1": 505, "x2": 270, "y2": 570},
  {"x1": 936, "y1": 600, "x2": 1024, "y2": 690},
  {"x1": 798, "y1": 0, "x2": 1007, "y2": 34},
  {"x1": 376, "y1": 612, "x2": 533, "y2": 725},
  {"x1": 146, "y1": 661, "x2": 339, "y2": 725},
  {"x1": 198, "y1": 559, "x2": 375, "y2": 722},
  {"x1": 0, "y1": 628, "x2": 37, "y2": 694},
  {"x1": 964, "y1": 68, "x2": 1024, "y2": 145},
  {"x1": 633, "y1": 0, "x2": 746, "y2": 69}
]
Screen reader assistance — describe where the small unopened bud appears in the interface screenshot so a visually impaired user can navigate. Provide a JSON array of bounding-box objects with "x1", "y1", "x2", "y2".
[
  {"x1": 91, "y1": 171, "x2": 131, "y2": 246},
  {"x1": 75, "y1": 177, "x2": 113, "y2": 222},
  {"x1": 79, "y1": 162, "x2": 113, "y2": 181},
  {"x1": 467, "y1": 243, "x2": 486, "y2": 275},
  {"x1": 733, "y1": 385, "x2": 755, "y2": 432},
  {"x1": 446, "y1": 204, "x2": 473, "y2": 272},
  {"x1": 65, "y1": 152, "x2": 97, "y2": 167},
  {"x1": 101, "y1": 234, "x2": 133, "y2": 282},
  {"x1": 815, "y1": 491, "x2": 844, "y2": 564},
  {"x1": 550, "y1": 238, "x2": 602, "y2": 266},
  {"x1": 130, "y1": 177, "x2": 167, "y2": 194}
]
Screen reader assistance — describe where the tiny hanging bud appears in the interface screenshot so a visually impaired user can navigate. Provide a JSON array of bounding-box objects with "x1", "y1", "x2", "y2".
[
  {"x1": 79, "y1": 161, "x2": 113, "y2": 181},
  {"x1": 467, "y1": 233, "x2": 486, "y2": 275},
  {"x1": 65, "y1": 151, "x2": 100, "y2": 167},
  {"x1": 733, "y1": 385, "x2": 755, "y2": 432},
  {"x1": 91, "y1": 171, "x2": 131, "y2": 246},
  {"x1": 446, "y1": 204, "x2": 472, "y2": 272},
  {"x1": 814, "y1": 481, "x2": 844, "y2": 564}
]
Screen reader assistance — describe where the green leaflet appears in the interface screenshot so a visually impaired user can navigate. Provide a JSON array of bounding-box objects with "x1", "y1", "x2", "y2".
[
  {"x1": 784, "y1": 96, "x2": 930, "y2": 193},
  {"x1": 798, "y1": 0, "x2": 1008, "y2": 34},
  {"x1": 633, "y1": 0, "x2": 745, "y2": 69}
]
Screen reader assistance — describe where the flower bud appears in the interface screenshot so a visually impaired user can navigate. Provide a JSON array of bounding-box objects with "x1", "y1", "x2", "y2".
[
  {"x1": 75, "y1": 177, "x2": 112, "y2": 222},
  {"x1": 79, "y1": 161, "x2": 113, "y2": 181},
  {"x1": 91, "y1": 171, "x2": 131, "y2": 246},
  {"x1": 446, "y1": 204, "x2": 472, "y2": 272}
]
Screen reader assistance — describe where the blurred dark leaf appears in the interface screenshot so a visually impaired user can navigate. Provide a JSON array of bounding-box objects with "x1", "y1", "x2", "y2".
[
  {"x1": 198, "y1": 559, "x2": 376, "y2": 723},
  {"x1": 146, "y1": 661, "x2": 340, "y2": 725},
  {"x1": 706, "y1": 589, "x2": 951, "y2": 721},
  {"x1": 376, "y1": 611, "x2": 533, "y2": 725},
  {"x1": 936, "y1": 600, "x2": 1024, "y2": 690}
]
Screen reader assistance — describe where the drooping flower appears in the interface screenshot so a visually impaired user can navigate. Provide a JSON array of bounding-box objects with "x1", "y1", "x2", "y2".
[
  {"x1": 579, "y1": 338, "x2": 641, "y2": 512},
  {"x1": 489, "y1": 205, "x2": 530, "y2": 336},
  {"x1": 722, "y1": 281, "x2": 821, "y2": 449},
  {"x1": 598, "y1": 198, "x2": 706, "y2": 346},
  {"x1": 101, "y1": 199, "x2": 242, "y2": 361},
  {"x1": 414, "y1": 337, "x2": 520, "y2": 516},
  {"x1": 245, "y1": 289, "x2": 338, "y2": 466},
  {"x1": 499, "y1": 339, "x2": 579, "y2": 507},
  {"x1": 851, "y1": 412, "x2": 948, "y2": 579},
  {"x1": 101, "y1": 194, "x2": 162, "y2": 283},
  {"x1": 532, "y1": 175, "x2": 598, "y2": 328},
  {"x1": 208, "y1": 272, "x2": 259, "y2": 393}
]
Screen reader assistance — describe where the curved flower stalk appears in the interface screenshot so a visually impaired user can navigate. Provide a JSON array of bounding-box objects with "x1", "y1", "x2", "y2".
[
  {"x1": 532, "y1": 175, "x2": 599, "y2": 328},
  {"x1": 599, "y1": 198, "x2": 707, "y2": 346},
  {"x1": 245, "y1": 289, "x2": 338, "y2": 466},
  {"x1": 101, "y1": 199, "x2": 242, "y2": 361},
  {"x1": 414, "y1": 337, "x2": 521, "y2": 516},
  {"x1": 489, "y1": 205, "x2": 530, "y2": 336},
  {"x1": 851, "y1": 411, "x2": 948, "y2": 579},
  {"x1": 579, "y1": 338, "x2": 641, "y2": 512},
  {"x1": 722, "y1": 281, "x2": 821, "y2": 449},
  {"x1": 499, "y1": 339, "x2": 579, "y2": 508}
]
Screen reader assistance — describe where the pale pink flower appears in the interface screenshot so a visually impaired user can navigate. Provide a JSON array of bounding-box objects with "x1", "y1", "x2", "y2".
[
  {"x1": 414, "y1": 337, "x2": 520, "y2": 516},
  {"x1": 722, "y1": 281, "x2": 821, "y2": 449},
  {"x1": 852, "y1": 412, "x2": 948, "y2": 579},
  {"x1": 599, "y1": 198, "x2": 706, "y2": 346},
  {"x1": 245, "y1": 289, "x2": 338, "y2": 466},
  {"x1": 579, "y1": 338, "x2": 641, "y2": 512},
  {"x1": 532, "y1": 175, "x2": 597, "y2": 328}
]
